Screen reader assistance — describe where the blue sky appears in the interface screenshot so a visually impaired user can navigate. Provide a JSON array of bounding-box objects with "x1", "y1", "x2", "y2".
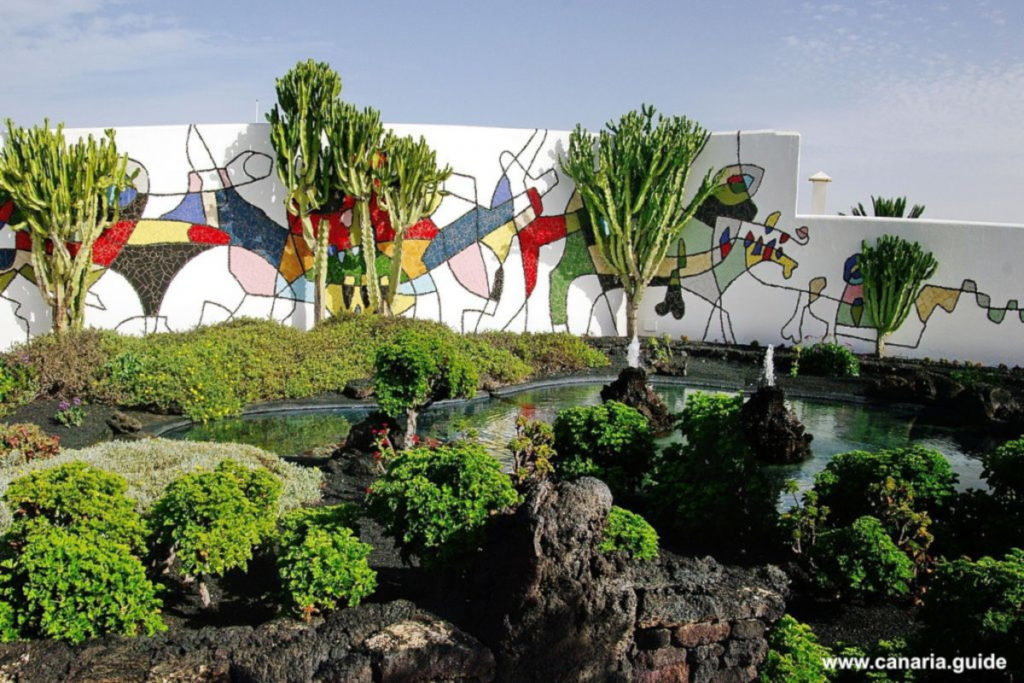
[{"x1": 2, "y1": 0, "x2": 1021, "y2": 222}]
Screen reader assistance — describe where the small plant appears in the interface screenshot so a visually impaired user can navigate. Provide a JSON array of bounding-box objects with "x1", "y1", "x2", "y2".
[
  {"x1": 370, "y1": 424, "x2": 398, "y2": 473},
  {"x1": 366, "y1": 441, "x2": 518, "y2": 564},
  {"x1": 797, "y1": 342, "x2": 860, "y2": 378},
  {"x1": 814, "y1": 515, "x2": 915, "y2": 598},
  {"x1": 150, "y1": 460, "x2": 282, "y2": 607},
  {"x1": 859, "y1": 235, "x2": 937, "y2": 357},
  {"x1": 598, "y1": 506, "x2": 658, "y2": 561},
  {"x1": 0, "y1": 423, "x2": 59, "y2": 466},
  {"x1": 761, "y1": 615, "x2": 834, "y2": 683},
  {"x1": 53, "y1": 397, "x2": 85, "y2": 427},
  {"x1": 789, "y1": 344, "x2": 801, "y2": 378},
  {"x1": 507, "y1": 416, "x2": 556, "y2": 484},
  {"x1": 276, "y1": 505, "x2": 376, "y2": 619},
  {"x1": 0, "y1": 355, "x2": 37, "y2": 414},
  {"x1": 646, "y1": 334, "x2": 674, "y2": 367},
  {"x1": 981, "y1": 436, "x2": 1024, "y2": 503},
  {"x1": 779, "y1": 481, "x2": 829, "y2": 556}
]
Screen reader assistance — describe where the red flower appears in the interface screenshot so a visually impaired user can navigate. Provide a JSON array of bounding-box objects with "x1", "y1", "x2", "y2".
[{"x1": 364, "y1": 487, "x2": 373, "y2": 494}]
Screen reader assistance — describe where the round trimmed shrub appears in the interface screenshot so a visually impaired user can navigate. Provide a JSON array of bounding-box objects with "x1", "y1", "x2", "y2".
[
  {"x1": 150, "y1": 460, "x2": 282, "y2": 605},
  {"x1": 814, "y1": 515, "x2": 914, "y2": 598},
  {"x1": 797, "y1": 342, "x2": 860, "y2": 378},
  {"x1": 981, "y1": 436, "x2": 1024, "y2": 502},
  {"x1": 761, "y1": 615, "x2": 833, "y2": 683},
  {"x1": 0, "y1": 521, "x2": 164, "y2": 644},
  {"x1": 367, "y1": 441, "x2": 518, "y2": 563},
  {"x1": 598, "y1": 506, "x2": 658, "y2": 561},
  {"x1": 276, "y1": 505, "x2": 376, "y2": 617},
  {"x1": 553, "y1": 401, "x2": 653, "y2": 495}
]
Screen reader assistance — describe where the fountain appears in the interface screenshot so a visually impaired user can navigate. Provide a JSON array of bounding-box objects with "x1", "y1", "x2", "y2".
[
  {"x1": 761, "y1": 344, "x2": 776, "y2": 387},
  {"x1": 741, "y1": 343, "x2": 812, "y2": 463},
  {"x1": 627, "y1": 334, "x2": 641, "y2": 368}
]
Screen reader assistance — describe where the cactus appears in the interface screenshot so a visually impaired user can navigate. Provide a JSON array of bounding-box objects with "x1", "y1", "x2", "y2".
[
  {"x1": 329, "y1": 103, "x2": 385, "y2": 314},
  {"x1": 373, "y1": 133, "x2": 452, "y2": 315},
  {"x1": 561, "y1": 105, "x2": 720, "y2": 337},
  {"x1": 859, "y1": 235, "x2": 937, "y2": 357},
  {"x1": 266, "y1": 60, "x2": 341, "y2": 325},
  {"x1": 0, "y1": 119, "x2": 133, "y2": 336}
]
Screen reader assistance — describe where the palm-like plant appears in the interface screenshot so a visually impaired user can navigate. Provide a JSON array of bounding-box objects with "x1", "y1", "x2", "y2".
[{"x1": 847, "y1": 196, "x2": 925, "y2": 219}]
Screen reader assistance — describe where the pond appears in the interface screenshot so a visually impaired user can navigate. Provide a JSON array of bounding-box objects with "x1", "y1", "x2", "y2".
[{"x1": 164, "y1": 382, "x2": 993, "y2": 500}]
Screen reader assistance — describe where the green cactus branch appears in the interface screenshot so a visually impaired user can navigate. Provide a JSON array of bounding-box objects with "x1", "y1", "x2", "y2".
[
  {"x1": 860, "y1": 234, "x2": 938, "y2": 357},
  {"x1": 0, "y1": 119, "x2": 133, "y2": 336}
]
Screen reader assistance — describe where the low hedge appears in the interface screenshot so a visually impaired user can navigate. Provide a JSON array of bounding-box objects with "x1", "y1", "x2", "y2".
[{"x1": 0, "y1": 439, "x2": 323, "y2": 531}]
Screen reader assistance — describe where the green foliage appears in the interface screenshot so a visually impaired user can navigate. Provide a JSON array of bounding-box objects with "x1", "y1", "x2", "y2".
[
  {"x1": 811, "y1": 447, "x2": 956, "y2": 529},
  {"x1": 0, "y1": 120, "x2": 133, "y2": 335},
  {"x1": 0, "y1": 522, "x2": 163, "y2": 644},
  {"x1": 12, "y1": 329, "x2": 114, "y2": 402},
  {"x1": 0, "y1": 601, "x2": 17, "y2": 643},
  {"x1": 476, "y1": 332, "x2": 608, "y2": 375},
  {"x1": 0, "y1": 438, "x2": 321, "y2": 533},
  {"x1": 508, "y1": 416, "x2": 556, "y2": 484},
  {"x1": 814, "y1": 515, "x2": 915, "y2": 598},
  {"x1": 981, "y1": 436, "x2": 1024, "y2": 502},
  {"x1": 650, "y1": 392, "x2": 782, "y2": 545},
  {"x1": 0, "y1": 355, "x2": 37, "y2": 414},
  {"x1": 797, "y1": 342, "x2": 860, "y2": 378},
  {"x1": 561, "y1": 105, "x2": 719, "y2": 336},
  {"x1": 267, "y1": 60, "x2": 342, "y2": 325},
  {"x1": 859, "y1": 236, "x2": 937, "y2": 356},
  {"x1": 761, "y1": 614, "x2": 834, "y2": 683},
  {"x1": 53, "y1": 397, "x2": 85, "y2": 427},
  {"x1": 0, "y1": 423, "x2": 59, "y2": 467},
  {"x1": 598, "y1": 506, "x2": 658, "y2": 561},
  {"x1": 367, "y1": 441, "x2": 518, "y2": 563},
  {"x1": 848, "y1": 196, "x2": 925, "y2": 219},
  {"x1": 277, "y1": 505, "x2": 376, "y2": 617},
  {"x1": 373, "y1": 327, "x2": 478, "y2": 430},
  {"x1": 919, "y1": 549, "x2": 1024, "y2": 664},
  {"x1": 150, "y1": 460, "x2": 282, "y2": 584},
  {"x1": 374, "y1": 132, "x2": 452, "y2": 315},
  {"x1": 3, "y1": 462, "x2": 146, "y2": 553},
  {"x1": 552, "y1": 401, "x2": 653, "y2": 496}
]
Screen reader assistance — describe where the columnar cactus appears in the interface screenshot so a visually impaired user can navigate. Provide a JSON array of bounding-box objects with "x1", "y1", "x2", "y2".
[
  {"x1": 859, "y1": 235, "x2": 938, "y2": 357},
  {"x1": 330, "y1": 103, "x2": 385, "y2": 313},
  {"x1": 0, "y1": 119, "x2": 133, "y2": 335},
  {"x1": 266, "y1": 60, "x2": 341, "y2": 325},
  {"x1": 561, "y1": 105, "x2": 720, "y2": 337},
  {"x1": 373, "y1": 132, "x2": 452, "y2": 315}
]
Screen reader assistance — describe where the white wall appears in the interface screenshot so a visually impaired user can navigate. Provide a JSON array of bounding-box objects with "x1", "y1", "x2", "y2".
[{"x1": 1, "y1": 122, "x2": 1022, "y2": 365}]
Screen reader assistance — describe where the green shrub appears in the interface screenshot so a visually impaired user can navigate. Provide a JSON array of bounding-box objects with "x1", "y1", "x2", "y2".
[
  {"x1": 814, "y1": 515, "x2": 915, "y2": 598},
  {"x1": 476, "y1": 332, "x2": 608, "y2": 375},
  {"x1": 508, "y1": 416, "x2": 556, "y2": 484},
  {"x1": 0, "y1": 438, "x2": 321, "y2": 532},
  {"x1": 150, "y1": 460, "x2": 282, "y2": 606},
  {"x1": 277, "y1": 505, "x2": 376, "y2": 617},
  {"x1": 0, "y1": 355, "x2": 37, "y2": 414},
  {"x1": 0, "y1": 423, "x2": 59, "y2": 466},
  {"x1": 0, "y1": 522, "x2": 164, "y2": 644},
  {"x1": 373, "y1": 327, "x2": 478, "y2": 441},
  {"x1": 981, "y1": 437, "x2": 1024, "y2": 502},
  {"x1": 812, "y1": 447, "x2": 956, "y2": 527},
  {"x1": 797, "y1": 342, "x2": 860, "y2": 378},
  {"x1": 0, "y1": 601, "x2": 17, "y2": 643},
  {"x1": 3, "y1": 462, "x2": 146, "y2": 553},
  {"x1": 367, "y1": 441, "x2": 518, "y2": 563},
  {"x1": 919, "y1": 549, "x2": 1024, "y2": 669},
  {"x1": 650, "y1": 392, "x2": 781, "y2": 546},
  {"x1": 598, "y1": 506, "x2": 658, "y2": 561},
  {"x1": 761, "y1": 615, "x2": 834, "y2": 683},
  {"x1": 553, "y1": 401, "x2": 653, "y2": 496},
  {"x1": 13, "y1": 329, "x2": 115, "y2": 401}
]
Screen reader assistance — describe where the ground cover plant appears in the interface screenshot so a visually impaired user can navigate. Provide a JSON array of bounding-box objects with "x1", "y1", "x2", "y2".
[
  {"x1": 0, "y1": 423, "x2": 59, "y2": 466},
  {"x1": 598, "y1": 505, "x2": 658, "y2": 561}
]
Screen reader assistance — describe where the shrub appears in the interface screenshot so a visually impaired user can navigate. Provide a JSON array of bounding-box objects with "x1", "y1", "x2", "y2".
[
  {"x1": 761, "y1": 615, "x2": 834, "y2": 683},
  {"x1": 150, "y1": 460, "x2": 282, "y2": 606},
  {"x1": 797, "y1": 342, "x2": 860, "y2": 378},
  {"x1": 373, "y1": 327, "x2": 478, "y2": 442},
  {"x1": 598, "y1": 506, "x2": 658, "y2": 561},
  {"x1": 981, "y1": 436, "x2": 1024, "y2": 502},
  {"x1": 0, "y1": 438, "x2": 322, "y2": 532},
  {"x1": 3, "y1": 462, "x2": 146, "y2": 553},
  {"x1": 0, "y1": 522, "x2": 164, "y2": 644},
  {"x1": 277, "y1": 505, "x2": 376, "y2": 617},
  {"x1": 0, "y1": 601, "x2": 16, "y2": 643},
  {"x1": 476, "y1": 332, "x2": 608, "y2": 375},
  {"x1": 812, "y1": 447, "x2": 956, "y2": 528},
  {"x1": 0, "y1": 423, "x2": 59, "y2": 466},
  {"x1": 0, "y1": 354, "x2": 37, "y2": 414},
  {"x1": 918, "y1": 549, "x2": 1024, "y2": 669},
  {"x1": 553, "y1": 401, "x2": 653, "y2": 496},
  {"x1": 814, "y1": 515, "x2": 915, "y2": 598},
  {"x1": 650, "y1": 392, "x2": 782, "y2": 546},
  {"x1": 367, "y1": 441, "x2": 518, "y2": 563},
  {"x1": 13, "y1": 329, "x2": 115, "y2": 401},
  {"x1": 508, "y1": 416, "x2": 556, "y2": 484}
]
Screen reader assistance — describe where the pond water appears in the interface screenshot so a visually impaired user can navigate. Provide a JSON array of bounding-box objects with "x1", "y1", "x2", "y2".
[{"x1": 164, "y1": 382, "x2": 993, "y2": 499}]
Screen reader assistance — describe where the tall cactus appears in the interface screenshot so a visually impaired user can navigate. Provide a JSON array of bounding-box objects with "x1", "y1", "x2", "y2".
[
  {"x1": 561, "y1": 105, "x2": 720, "y2": 337},
  {"x1": 859, "y1": 234, "x2": 938, "y2": 357},
  {"x1": 373, "y1": 132, "x2": 452, "y2": 316},
  {"x1": 0, "y1": 119, "x2": 133, "y2": 336},
  {"x1": 266, "y1": 60, "x2": 341, "y2": 325},
  {"x1": 329, "y1": 103, "x2": 385, "y2": 313}
]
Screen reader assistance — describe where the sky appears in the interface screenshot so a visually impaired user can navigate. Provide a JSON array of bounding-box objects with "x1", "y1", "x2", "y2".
[{"x1": 1, "y1": 0, "x2": 1022, "y2": 223}]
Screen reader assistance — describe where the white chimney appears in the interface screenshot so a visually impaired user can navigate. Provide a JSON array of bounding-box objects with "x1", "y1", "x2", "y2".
[{"x1": 808, "y1": 171, "x2": 832, "y2": 214}]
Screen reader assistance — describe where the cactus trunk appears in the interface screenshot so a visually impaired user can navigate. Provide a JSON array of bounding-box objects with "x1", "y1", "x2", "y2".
[
  {"x1": 385, "y1": 228, "x2": 405, "y2": 316},
  {"x1": 314, "y1": 212, "x2": 330, "y2": 324},
  {"x1": 355, "y1": 200, "x2": 381, "y2": 313}
]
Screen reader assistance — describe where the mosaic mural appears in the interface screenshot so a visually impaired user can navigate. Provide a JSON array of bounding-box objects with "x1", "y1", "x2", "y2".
[{"x1": 1, "y1": 123, "x2": 1023, "y2": 365}]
